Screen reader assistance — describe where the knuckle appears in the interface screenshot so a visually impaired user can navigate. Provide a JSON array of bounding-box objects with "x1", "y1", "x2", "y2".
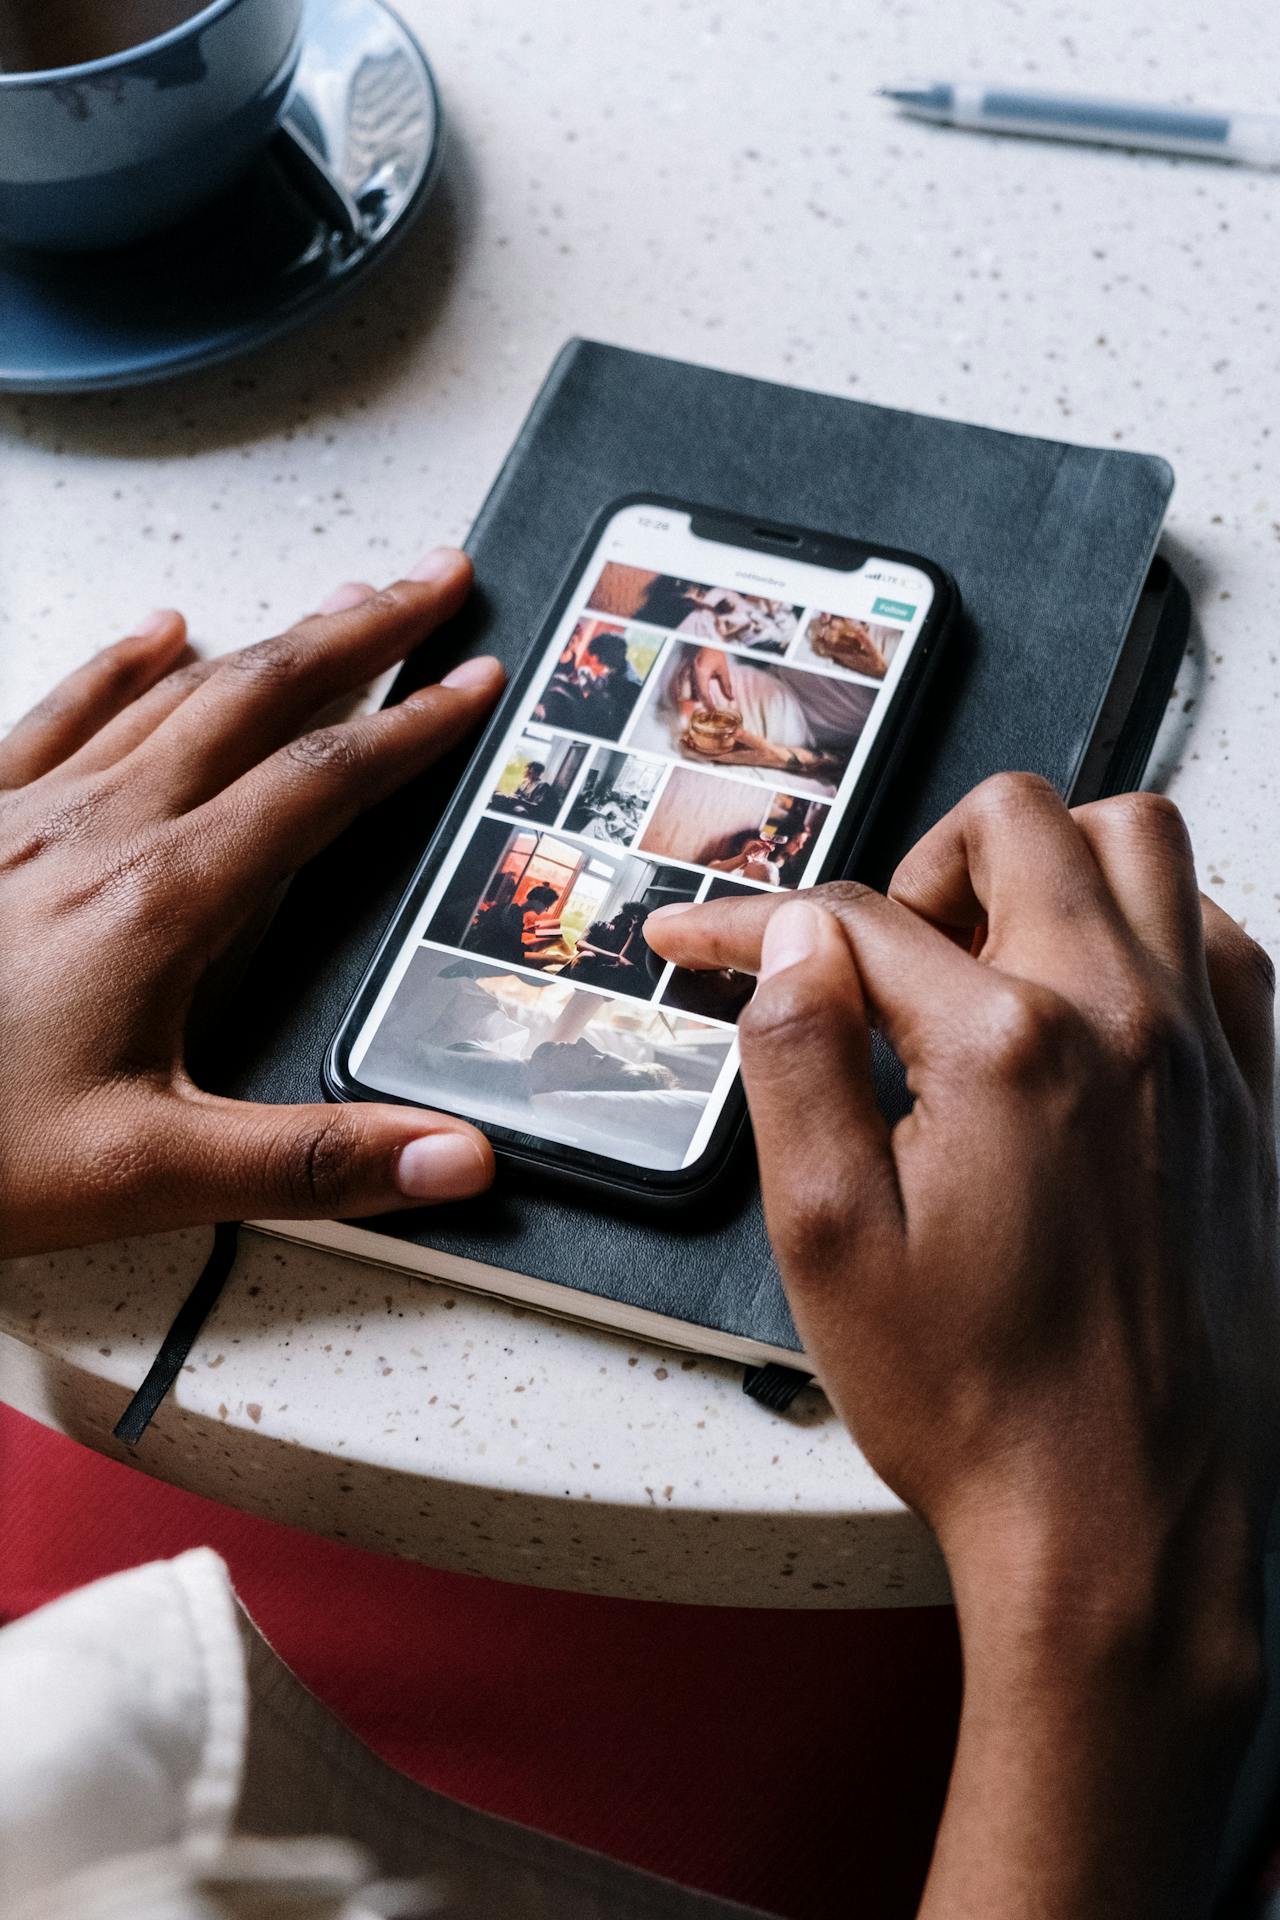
[
  {"x1": 978, "y1": 982, "x2": 1081, "y2": 1086},
  {"x1": 162, "y1": 659, "x2": 216, "y2": 698},
  {"x1": 226, "y1": 633, "x2": 305, "y2": 687},
  {"x1": 1213, "y1": 923, "x2": 1277, "y2": 1000},
  {"x1": 1115, "y1": 788, "x2": 1185, "y2": 832},
  {"x1": 796, "y1": 880, "x2": 882, "y2": 940},
  {"x1": 806, "y1": 879, "x2": 877, "y2": 915},
  {"x1": 364, "y1": 586, "x2": 407, "y2": 621},
  {"x1": 737, "y1": 974, "x2": 833, "y2": 1059},
  {"x1": 967, "y1": 771, "x2": 1057, "y2": 826},
  {"x1": 1098, "y1": 789, "x2": 1190, "y2": 849},
  {"x1": 275, "y1": 1114, "x2": 360, "y2": 1211},
  {"x1": 1113, "y1": 993, "x2": 1174, "y2": 1056},
  {"x1": 282, "y1": 724, "x2": 368, "y2": 781},
  {"x1": 1240, "y1": 934, "x2": 1277, "y2": 998},
  {"x1": 400, "y1": 687, "x2": 445, "y2": 723},
  {"x1": 1107, "y1": 987, "x2": 1197, "y2": 1073},
  {"x1": 96, "y1": 645, "x2": 149, "y2": 695},
  {"x1": 770, "y1": 1179, "x2": 857, "y2": 1275},
  {"x1": 301, "y1": 586, "x2": 403, "y2": 630}
]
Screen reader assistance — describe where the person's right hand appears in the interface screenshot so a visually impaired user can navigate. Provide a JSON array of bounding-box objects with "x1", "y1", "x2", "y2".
[{"x1": 646, "y1": 774, "x2": 1279, "y2": 1918}]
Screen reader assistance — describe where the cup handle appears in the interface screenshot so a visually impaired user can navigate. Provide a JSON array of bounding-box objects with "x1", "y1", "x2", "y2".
[{"x1": 269, "y1": 120, "x2": 364, "y2": 252}]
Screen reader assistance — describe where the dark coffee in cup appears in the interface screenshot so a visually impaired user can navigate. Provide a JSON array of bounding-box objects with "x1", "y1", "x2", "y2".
[
  {"x1": 0, "y1": 0, "x2": 206, "y2": 73},
  {"x1": 0, "y1": 0, "x2": 304, "y2": 249}
]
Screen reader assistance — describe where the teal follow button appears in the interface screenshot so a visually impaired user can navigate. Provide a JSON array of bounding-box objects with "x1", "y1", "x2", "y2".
[{"x1": 872, "y1": 596, "x2": 916, "y2": 623}]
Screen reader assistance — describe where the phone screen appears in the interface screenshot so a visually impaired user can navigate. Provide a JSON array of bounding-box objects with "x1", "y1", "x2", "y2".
[{"x1": 342, "y1": 504, "x2": 937, "y2": 1179}]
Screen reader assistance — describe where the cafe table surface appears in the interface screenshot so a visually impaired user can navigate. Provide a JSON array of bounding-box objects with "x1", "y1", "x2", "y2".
[{"x1": 1, "y1": 0, "x2": 1276, "y2": 1607}]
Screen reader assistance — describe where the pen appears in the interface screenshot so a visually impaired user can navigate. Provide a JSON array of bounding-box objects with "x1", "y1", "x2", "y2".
[{"x1": 879, "y1": 83, "x2": 1280, "y2": 169}]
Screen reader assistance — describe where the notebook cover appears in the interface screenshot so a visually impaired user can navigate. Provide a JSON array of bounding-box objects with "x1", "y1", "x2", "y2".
[{"x1": 212, "y1": 340, "x2": 1180, "y2": 1357}]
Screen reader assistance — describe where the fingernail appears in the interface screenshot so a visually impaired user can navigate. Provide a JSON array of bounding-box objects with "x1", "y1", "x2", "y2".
[
  {"x1": 127, "y1": 608, "x2": 180, "y2": 640},
  {"x1": 759, "y1": 900, "x2": 822, "y2": 981},
  {"x1": 442, "y1": 654, "x2": 502, "y2": 690},
  {"x1": 647, "y1": 901, "x2": 697, "y2": 922},
  {"x1": 395, "y1": 1131, "x2": 490, "y2": 1201},
  {"x1": 318, "y1": 581, "x2": 375, "y2": 615},
  {"x1": 408, "y1": 545, "x2": 468, "y2": 584}
]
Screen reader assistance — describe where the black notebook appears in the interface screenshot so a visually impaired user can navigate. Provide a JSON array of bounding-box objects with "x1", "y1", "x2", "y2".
[{"x1": 214, "y1": 340, "x2": 1186, "y2": 1371}]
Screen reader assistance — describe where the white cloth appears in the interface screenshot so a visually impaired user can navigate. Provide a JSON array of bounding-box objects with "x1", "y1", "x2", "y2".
[{"x1": 0, "y1": 1550, "x2": 762, "y2": 1920}]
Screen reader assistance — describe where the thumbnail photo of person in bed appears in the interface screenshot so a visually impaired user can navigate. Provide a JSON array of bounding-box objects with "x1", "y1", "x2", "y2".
[
  {"x1": 355, "y1": 946, "x2": 733, "y2": 1171},
  {"x1": 531, "y1": 618, "x2": 660, "y2": 740},
  {"x1": 638, "y1": 773, "x2": 826, "y2": 888},
  {"x1": 586, "y1": 561, "x2": 799, "y2": 653},
  {"x1": 488, "y1": 727, "x2": 588, "y2": 823},
  {"x1": 561, "y1": 749, "x2": 665, "y2": 846},
  {"x1": 626, "y1": 641, "x2": 876, "y2": 799},
  {"x1": 426, "y1": 816, "x2": 698, "y2": 999}
]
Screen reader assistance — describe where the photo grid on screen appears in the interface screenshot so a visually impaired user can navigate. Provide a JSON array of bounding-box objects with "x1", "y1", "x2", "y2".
[{"x1": 357, "y1": 555, "x2": 897, "y2": 1168}]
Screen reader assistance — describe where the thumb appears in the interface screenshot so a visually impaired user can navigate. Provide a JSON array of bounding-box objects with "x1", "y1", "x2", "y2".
[
  {"x1": 738, "y1": 900, "x2": 903, "y2": 1339},
  {"x1": 169, "y1": 1094, "x2": 494, "y2": 1222}
]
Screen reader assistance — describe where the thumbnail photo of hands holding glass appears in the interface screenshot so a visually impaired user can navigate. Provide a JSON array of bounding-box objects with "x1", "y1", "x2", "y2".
[{"x1": 626, "y1": 640, "x2": 874, "y2": 798}]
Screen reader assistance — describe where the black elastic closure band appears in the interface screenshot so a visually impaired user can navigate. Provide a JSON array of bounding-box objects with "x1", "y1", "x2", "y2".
[
  {"x1": 742, "y1": 1361, "x2": 812, "y2": 1412},
  {"x1": 113, "y1": 1221, "x2": 242, "y2": 1446}
]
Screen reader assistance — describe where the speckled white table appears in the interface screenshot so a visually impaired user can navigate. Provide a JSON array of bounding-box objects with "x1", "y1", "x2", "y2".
[{"x1": 2, "y1": 0, "x2": 1276, "y2": 1608}]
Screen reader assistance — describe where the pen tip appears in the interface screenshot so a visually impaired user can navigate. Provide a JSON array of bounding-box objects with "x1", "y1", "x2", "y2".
[{"x1": 880, "y1": 83, "x2": 952, "y2": 112}]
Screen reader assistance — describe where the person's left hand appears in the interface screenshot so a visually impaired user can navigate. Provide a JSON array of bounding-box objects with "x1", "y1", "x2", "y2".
[{"x1": 0, "y1": 550, "x2": 505, "y2": 1259}]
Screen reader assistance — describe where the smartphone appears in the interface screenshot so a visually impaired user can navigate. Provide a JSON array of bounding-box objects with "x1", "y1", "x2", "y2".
[{"x1": 326, "y1": 496, "x2": 956, "y2": 1199}]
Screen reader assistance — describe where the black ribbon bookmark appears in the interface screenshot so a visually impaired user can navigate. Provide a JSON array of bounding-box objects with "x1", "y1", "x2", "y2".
[
  {"x1": 112, "y1": 1221, "x2": 808, "y2": 1439},
  {"x1": 742, "y1": 1361, "x2": 812, "y2": 1413},
  {"x1": 113, "y1": 1221, "x2": 243, "y2": 1446}
]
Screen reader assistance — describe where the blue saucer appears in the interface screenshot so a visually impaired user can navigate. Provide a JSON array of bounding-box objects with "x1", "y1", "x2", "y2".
[{"x1": 0, "y1": 0, "x2": 442, "y2": 393}]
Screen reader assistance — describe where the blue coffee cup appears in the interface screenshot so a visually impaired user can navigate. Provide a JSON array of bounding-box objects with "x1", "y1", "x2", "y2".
[{"x1": 0, "y1": 0, "x2": 306, "y2": 251}]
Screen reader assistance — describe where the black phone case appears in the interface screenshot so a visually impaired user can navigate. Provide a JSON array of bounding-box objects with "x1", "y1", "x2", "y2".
[
  {"x1": 209, "y1": 340, "x2": 1185, "y2": 1356},
  {"x1": 325, "y1": 492, "x2": 958, "y2": 1198}
]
